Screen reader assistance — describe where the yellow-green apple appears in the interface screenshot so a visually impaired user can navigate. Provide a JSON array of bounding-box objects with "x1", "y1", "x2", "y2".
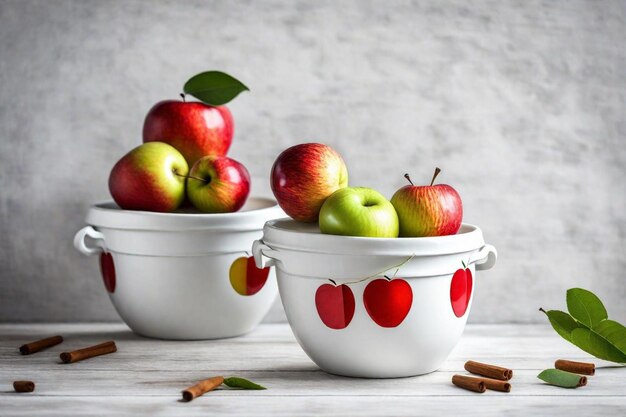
[
  {"x1": 390, "y1": 168, "x2": 462, "y2": 237},
  {"x1": 186, "y1": 155, "x2": 250, "y2": 213},
  {"x1": 271, "y1": 143, "x2": 348, "y2": 222},
  {"x1": 319, "y1": 187, "x2": 399, "y2": 237},
  {"x1": 142, "y1": 98, "x2": 233, "y2": 166},
  {"x1": 108, "y1": 142, "x2": 189, "y2": 212}
]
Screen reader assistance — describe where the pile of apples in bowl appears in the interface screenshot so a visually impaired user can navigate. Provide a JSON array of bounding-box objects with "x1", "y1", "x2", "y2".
[
  {"x1": 253, "y1": 143, "x2": 498, "y2": 378},
  {"x1": 73, "y1": 71, "x2": 283, "y2": 340}
]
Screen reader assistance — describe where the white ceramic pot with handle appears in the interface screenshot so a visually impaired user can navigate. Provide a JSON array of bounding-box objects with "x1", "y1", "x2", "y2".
[
  {"x1": 74, "y1": 198, "x2": 283, "y2": 340},
  {"x1": 253, "y1": 219, "x2": 497, "y2": 378}
]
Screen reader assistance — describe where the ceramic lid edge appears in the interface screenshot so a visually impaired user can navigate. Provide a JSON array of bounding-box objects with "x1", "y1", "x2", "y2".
[{"x1": 261, "y1": 219, "x2": 486, "y2": 256}]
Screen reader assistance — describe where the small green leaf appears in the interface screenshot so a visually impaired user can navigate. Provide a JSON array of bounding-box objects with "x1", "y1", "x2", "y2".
[
  {"x1": 571, "y1": 328, "x2": 626, "y2": 363},
  {"x1": 541, "y1": 309, "x2": 581, "y2": 342},
  {"x1": 183, "y1": 71, "x2": 249, "y2": 106},
  {"x1": 223, "y1": 377, "x2": 266, "y2": 390},
  {"x1": 566, "y1": 288, "x2": 608, "y2": 328},
  {"x1": 537, "y1": 369, "x2": 586, "y2": 388}
]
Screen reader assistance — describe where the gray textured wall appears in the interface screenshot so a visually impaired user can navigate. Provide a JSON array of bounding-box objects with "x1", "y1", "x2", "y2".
[{"x1": 1, "y1": 0, "x2": 625, "y2": 324}]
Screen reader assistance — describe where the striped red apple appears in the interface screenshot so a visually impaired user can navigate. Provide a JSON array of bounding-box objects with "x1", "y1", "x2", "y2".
[
  {"x1": 390, "y1": 168, "x2": 462, "y2": 237},
  {"x1": 271, "y1": 143, "x2": 348, "y2": 222},
  {"x1": 143, "y1": 99, "x2": 234, "y2": 167},
  {"x1": 108, "y1": 142, "x2": 189, "y2": 212}
]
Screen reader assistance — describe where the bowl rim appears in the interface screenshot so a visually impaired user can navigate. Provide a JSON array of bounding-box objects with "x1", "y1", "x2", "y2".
[{"x1": 85, "y1": 197, "x2": 284, "y2": 231}]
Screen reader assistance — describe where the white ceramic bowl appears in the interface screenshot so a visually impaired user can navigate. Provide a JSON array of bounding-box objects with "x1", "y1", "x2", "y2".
[
  {"x1": 73, "y1": 198, "x2": 283, "y2": 340},
  {"x1": 252, "y1": 219, "x2": 497, "y2": 378}
]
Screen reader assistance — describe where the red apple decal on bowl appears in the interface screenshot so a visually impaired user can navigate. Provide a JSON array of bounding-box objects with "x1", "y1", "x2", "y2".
[
  {"x1": 450, "y1": 262, "x2": 473, "y2": 318},
  {"x1": 315, "y1": 281, "x2": 355, "y2": 330},
  {"x1": 363, "y1": 277, "x2": 413, "y2": 328},
  {"x1": 99, "y1": 252, "x2": 116, "y2": 294},
  {"x1": 229, "y1": 256, "x2": 270, "y2": 296},
  {"x1": 186, "y1": 155, "x2": 251, "y2": 213},
  {"x1": 108, "y1": 142, "x2": 189, "y2": 212},
  {"x1": 143, "y1": 71, "x2": 249, "y2": 167},
  {"x1": 390, "y1": 168, "x2": 462, "y2": 237},
  {"x1": 271, "y1": 143, "x2": 348, "y2": 222}
]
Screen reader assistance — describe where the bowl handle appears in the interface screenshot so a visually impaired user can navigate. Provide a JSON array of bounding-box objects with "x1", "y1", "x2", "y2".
[
  {"x1": 468, "y1": 244, "x2": 497, "y2": 271},
  {"x1": 74, "y1": 226, "x2": 106, "y2": 256},
  {"x1": 252, "y1": 239, "x2": 281, "y2": 269}
]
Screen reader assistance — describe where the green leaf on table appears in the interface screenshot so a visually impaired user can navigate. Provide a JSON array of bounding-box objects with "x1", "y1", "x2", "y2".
[
  {"x1": 223, "y1": 377, "x2": 266, "y2": 390},
  {"x1": 541, "y1": 309, "x2": 581, "y2": 342},
  {"x1": 537, "y1": 369, "x2": 587, "y2": 388},
  {"x1": 566, "y1": 288, "x2": 607, "y2": 328},
  {"x1": 183, "y1": 71, "x2": 249, "y2": 106},
  {"x1": 541, "y1": 288, "x2": 626, "y2": 364}
]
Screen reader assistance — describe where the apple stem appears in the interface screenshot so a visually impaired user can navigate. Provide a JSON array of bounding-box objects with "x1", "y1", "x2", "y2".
[
  {"x1": 329, "y1": 279, "x2": 337, "y2": 286},
  {"x1": 539, "y1": 307, "x2": 547, "y2": 314},
  {"x1": 187, "y1": 175, "x2": 208, "y2": 183},
  {"x1": 430, "y1": 167, "x2": 441, "y2": 186},
  {"x1": 384, "y1": 275, "x2": 391, "y2": 281},
  {"x1": 180, "y1": 93, "x2": 186, "y2": 102},
  {"x1": 461, "y1": 260, "x2": 466, "y2": 269},
  {"x1": 172, "y1": 170, "x2": 207, "y2": 183},
  {"x1": 404, "y1": 173, "x2": 414, "y2": 186}
]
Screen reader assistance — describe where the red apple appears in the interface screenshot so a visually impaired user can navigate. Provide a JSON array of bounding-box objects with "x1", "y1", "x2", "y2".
[
  {"x1": 271, "y1": 143, "x2": 348, "y2": 222},
  {"x1": 186, "y1": 155, "x2": 250, "y2": 213},
  {"x1": 315, "y1": 283, "x2": 355, "y2": 330},
  {"x1": 143, "y1": 99, "x2": 234, "y2": 166},
  {"x1": 450, "y1": 263, "x2": 473, "y2": 318},
  {"x1": 229, "y1": 256, "x2": 270, "y2": 296},
  {"x1": 99, "y1": 252, "x2": 116, "y2": 293},
  {"x1": 363, "y1": 278, "x2": 413, "y2": 328},
  {"x1": 390, "y1": 168, "x2": 462, "y2": 237},
  {"x1": 108, "y1": 142, "x2": 189, "y2": 212}
]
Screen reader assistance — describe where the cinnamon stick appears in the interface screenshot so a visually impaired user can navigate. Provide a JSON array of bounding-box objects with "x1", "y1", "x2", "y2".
[
  {"x1": 182, "y1": 376, "x2": 225, "y2": 401},
  {"x1": 13, "y1": 381, "x2": 35, "y2": 392},
  {"x1": 19, "y1": 335, "x2": 63, "y2": 355},
  {"x1": 555, "y1": 359, "x2": 595, "y2": 376},
  {"x1": 480, "y1": 377, "x2": 512, "y2": 392},
  {"x1": 464, "y1": 360, "x2": 513, "y2": 380},
  {"x1": 60, "y1": 341, "x2": 116, "y2": 363},
  {"x1": 451, "y1": 375, "x2": 486, "y2": 393}
]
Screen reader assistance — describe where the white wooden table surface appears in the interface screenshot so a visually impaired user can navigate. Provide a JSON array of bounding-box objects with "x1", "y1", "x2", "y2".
[{"x1": 0, "y1": 323, "x2": 624, "y2": 416}]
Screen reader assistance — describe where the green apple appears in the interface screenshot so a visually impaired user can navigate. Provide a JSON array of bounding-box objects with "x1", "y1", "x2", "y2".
[{"x1": 319, "y1": 187, "x2": 399, "y2": 238}]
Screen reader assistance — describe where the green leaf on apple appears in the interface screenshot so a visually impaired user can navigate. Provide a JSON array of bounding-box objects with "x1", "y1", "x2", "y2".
[
  {"x1": 541, "y1": 288, "x2": 626, "y2": 364},
  {"x1": 183, "y1": 71, "x2": 249, "y2": 106}
]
